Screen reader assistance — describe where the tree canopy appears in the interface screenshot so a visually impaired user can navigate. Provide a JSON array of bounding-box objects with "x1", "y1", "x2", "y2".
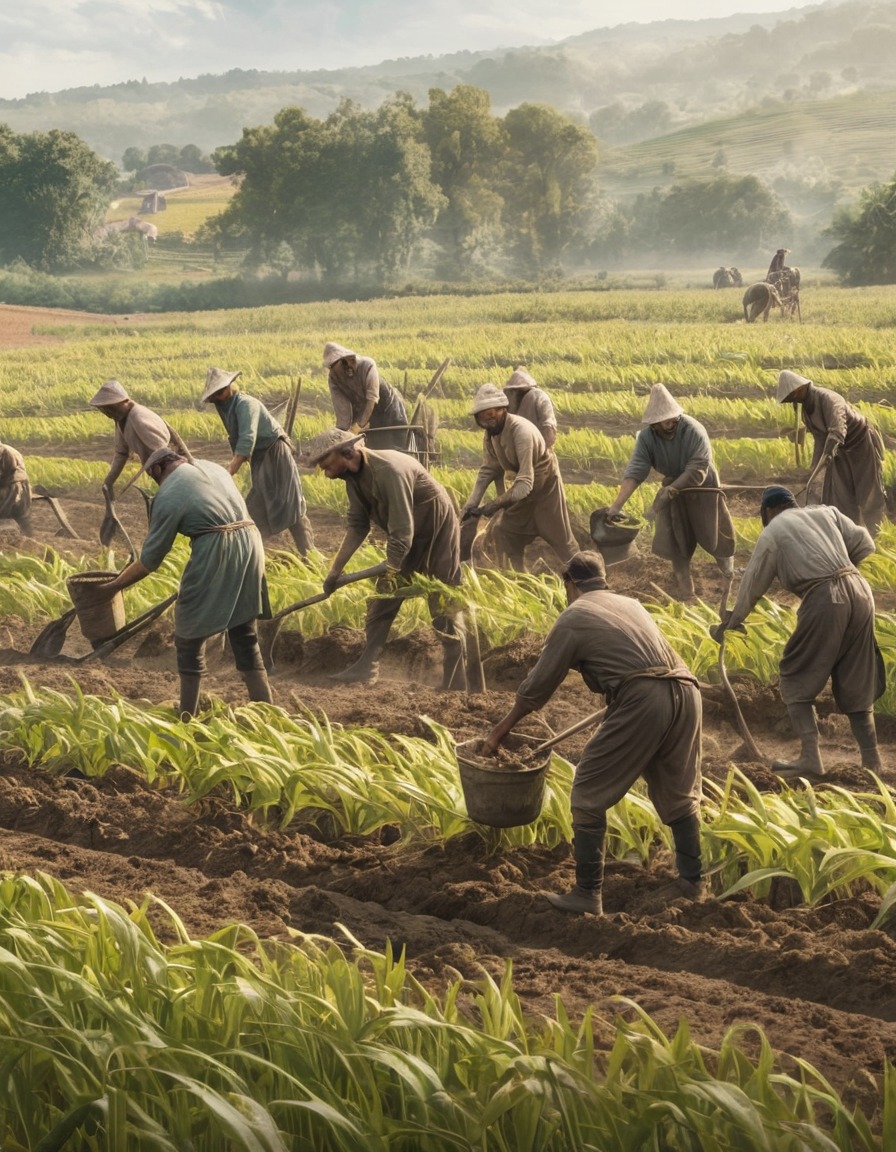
[
  {"x1": 823, "y1": 174, "x2": 896, "y2": 284},
  {"x1": 0, "y1": 126, "x2": 118, "y2": 271}
]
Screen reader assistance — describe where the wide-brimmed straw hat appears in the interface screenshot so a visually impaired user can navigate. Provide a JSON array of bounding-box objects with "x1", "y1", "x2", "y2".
[
  {"x1": 89, "y1": 380, "x2": 130, "y2": 407},
  {"x1": 470, "y1": 383, "x2": 509, "y2": 415},
  {"x1": 589, "y1": 507, "x2": 642, "y2": 566},
  {"x1": 641, "y1": 384, "x2": 683, "y2": 424},
  {"x1": 323, "y1": 342, "x2": 355, "y2": 368},
  {"x1": 201, "y1": 367, "x2": 241, "y2": 403},
  {"x1": 777, "y1": 370, "x2": 811, "y2": 403},
  {"x1": 302, "y1": 427, "x2": 366, "y2": 467},
  {"x1": 504, "y1": 368, "x2": 537, "y2": 391}
]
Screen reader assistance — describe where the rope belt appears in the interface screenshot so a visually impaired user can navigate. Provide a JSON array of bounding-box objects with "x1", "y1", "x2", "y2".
[
  {"x1": 796, "y1": 565, "x2": 858, "y2": 598},
  {"x1": 606, "y1": 665, "x2": 698, "y2": 705},
  {"x1": 189, "y1": 519, "x2": 256, "y2": 541}
]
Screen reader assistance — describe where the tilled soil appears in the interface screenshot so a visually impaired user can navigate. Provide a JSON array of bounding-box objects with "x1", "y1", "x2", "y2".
[{"x1": 1, "y1": 306, "x2": 894, "y2": 1124}]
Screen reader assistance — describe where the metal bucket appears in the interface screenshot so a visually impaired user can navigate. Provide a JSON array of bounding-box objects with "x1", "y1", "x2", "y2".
[
  {"x1": 66, "y1": 570, "x2": 126, "y2": 643},
  {"x1": 456, "y1": 738, "x2": 550, "y2": 828}
]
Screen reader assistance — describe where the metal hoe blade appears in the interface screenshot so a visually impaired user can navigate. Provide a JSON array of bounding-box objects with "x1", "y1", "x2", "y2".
[{"x1": 29, "y1": 607, "x2": 78, "y2": 658}]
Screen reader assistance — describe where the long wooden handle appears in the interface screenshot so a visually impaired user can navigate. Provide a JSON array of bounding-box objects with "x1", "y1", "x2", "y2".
[
  {"x1": 531, "y1": 708, "x2": 607, "y2": 755},
  {"x1": 270, "y1": 567, "x2": 379, "y2": 622}
]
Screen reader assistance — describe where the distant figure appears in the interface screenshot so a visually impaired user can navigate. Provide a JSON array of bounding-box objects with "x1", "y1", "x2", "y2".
[
  {"x1": 503, "y1": 368, "x2": 558, "y2": 449},
  {"x1": 712, "y1": 267, "x2": 742, "y2": 289},
  {"x1": 323, "y1": 342, "x2": 409, "y2": 451},
  {"x1": 743, "y1": 282, "x2": 782, "y2": 323},
  {"x1": 767, "y1": 247, "x2": 790, "y2": 279}
]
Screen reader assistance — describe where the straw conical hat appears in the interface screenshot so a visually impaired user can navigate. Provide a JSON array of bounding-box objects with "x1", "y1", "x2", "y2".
[
  {"x1": 201, "y1": 367, "x2": 241, "y2": 403},
  {"x1": 302, "y1": 427, "x2": 365, "y2": 466},
  {"x1": 641, "y1": 384, "x2": 683, "y2": 424},
  {"x1": 89, "y1": 380, "x2": 130, "y2": 406},
  {"x1": 777, "y1": 370, "x2": 811, "y2": 403},
  {"x1": 470, "y1": 383, "x2": 509, "y2": 414}
]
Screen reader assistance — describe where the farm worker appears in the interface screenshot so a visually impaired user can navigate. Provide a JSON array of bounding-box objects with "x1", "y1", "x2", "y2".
[
  {"x1": 766, "y1": 247, "x2": 789, "y2": 279},
  {"x1": 461, "y1": 383, "x2": 578, "y2": 571},
  {"x1": 89, "y1": 379, "x2": 190, "y2": 497},
  {"x1": 503, "y1": 368, "x2": 558, "y2": 449},
  {"x1": 99, "y1": 448, "x2": 273, "y2": 719},
  {"x1": 0, "y1": 442, "x2": 33, "y2": 535},
  {"x1": 323, "y1": 342, "x2": 410, "y2": 451},
  {"x1": 712, "y1": 486, "x2": 883, "y2": 778},
  {"x1": 777, "y1": 370, "x2": 886, "y2": 537},
  {"x1": 606, "y1": 383, "x2": 735, "y2": 600},
  {"x1": 306, "y1": 427, "x2": 467, "y2": 688},
  {"x1": 201, "y1": 367, "x2": 314, "y2": 556},
  {"x1": 484, "y1": 550, "x2": 703, "y2": 915}
]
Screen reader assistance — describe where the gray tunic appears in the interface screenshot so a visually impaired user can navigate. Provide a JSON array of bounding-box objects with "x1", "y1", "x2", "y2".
[
  {"x1": 328, "y1": 356, "x2": 409, "y2": 450},
  {"x1": 469, "y1": 414, "x2": 577, "y2": 562},
  {"x1": 728, "y1": 505, "x2": 880, "y2": 711},
  {"x1": 517, "y1": 591, "x2": 701, "y2": 825},
  {"x1": 505, "y1": 387, "x2": 557, "y2": 448},
  {"x1": 140, "y1": 460, "x2": 267, "y2": 640},
  {"x1": 800, "y1": 384, "x2": 886, "y2": 536},
  {"x1": 113, "y1": 403, "x2": 178, "y2": 467},
  {"x1": 624, "y1": 414, "x2": 734, "y2": 562},
  {"x1": 0, "y1": 444, "x2": 30, "y2": 522},
  {"x1": 214, "y1": 392, "x2": 306, "y2": 537}
]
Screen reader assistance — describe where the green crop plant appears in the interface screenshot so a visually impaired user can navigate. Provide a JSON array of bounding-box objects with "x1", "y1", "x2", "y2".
[{"x1": 0, "y1": 870, "x2": 888, "y2": 1151}]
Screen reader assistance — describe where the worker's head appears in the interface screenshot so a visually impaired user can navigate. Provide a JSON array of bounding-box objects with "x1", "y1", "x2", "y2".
[
  {"x1": 201, "y1": 367, "x2": 241, "y2": 405},
  {"x1": 504, "y1": 368, "x2": 536, "y2": 394},
  {"x1": 323, "y1": 342, "x2": 357, "y2": 372},
  {"x1": 89, "y1": 379, "x2": 132, "y2": 420},
  {"x1": 759, "y1": 485, "x2": 797, "y2": 526},
  {"x1": 144, "y1": 449, "x2": 183, "y2": 487},
  {"x1": 304, "y1": 428, "x2": 365, "y2": 478},
  {"x1": 777, "y1": 370, "x2": 811, "y2": 405},
  {"x1": 641, "y1": 384, "x2": 683, "y2": 439},
  {"x1": 470, "y1": 383, "x2": 509, "y2": 434},
  {"x1": 560, "y1": 551, "x2": 608, "y2": 603}
]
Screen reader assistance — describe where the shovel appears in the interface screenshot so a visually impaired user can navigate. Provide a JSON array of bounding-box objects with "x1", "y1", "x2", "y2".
[
  {"x1": 29, "y1": 607, "x2": 78, "y2": 658},
  {"x1": 31, "y1": 487, "x2": 78, "y2": 539},
  {"x1": 99, "y1": 486, "x2": 137, "y2": 560},
  {"x1": 29, "y1": 594, "x2": 177, "y2": 661},
  {"x1": 258, "y1": 567, "x2": 381, "y2": 672}
]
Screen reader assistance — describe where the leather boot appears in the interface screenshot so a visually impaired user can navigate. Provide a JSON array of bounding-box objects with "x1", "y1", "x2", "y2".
[
  {"x1": 671, "y1": 560, "x2": 695, "y2": 601},
  {"x1": 848, "y1": 710, "x2": 882, "y2": 771},
  {"x1": 330, "y1": 609, "x2": 396, "y2": 684},
  {"x1": 178, "y1": 674, "x2": 202, "y2": 720},
  {"x1": 545, "y1": 825, "x2": 605, "y2": 914},
  {"x1": 288, "y1": 516, "x2": 315, "y2": 558},
  {"x1": 772, "y1": 702, "x2": 825, "y2": 779},
  {"x1": 669, "y1": 813, "x2": 705, "y2": 900},
  {"x1": 242, "y1": 669, "x2": 273, "y2": 704}
]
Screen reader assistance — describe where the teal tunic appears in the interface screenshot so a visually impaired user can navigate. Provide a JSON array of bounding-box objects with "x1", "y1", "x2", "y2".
[
  {"x1": 140, "y1": 460, "x2": 267, "y2": 639},
  {"x1": 213, "y1": 392, "x2": 306, "y2": 536}
]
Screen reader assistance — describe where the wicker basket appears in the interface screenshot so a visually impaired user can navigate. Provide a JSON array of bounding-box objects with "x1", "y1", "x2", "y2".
[{"x1": 66, "y1": 570, "x2": 126, "y2": 643}]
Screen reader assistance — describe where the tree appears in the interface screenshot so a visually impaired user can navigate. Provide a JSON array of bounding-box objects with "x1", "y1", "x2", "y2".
[
  {"x1": 121, "y1": 146, "x2": 146, "y2": 174},
  {"x1": 423, "y1": 85, "x2": 506, "y2": 276},
  {"x1": 629, "y1": 173, "x2": 790, "y2": 257},
  {"x1": 823, "y1": 174, "x2": 896, "y2": 285},
  {"x1": 146, "y1": 143, "x2": 181, "y2": 167},
  {"x1": 500, "y1": 103, "x2": 598, "y2": 271},
  {"x1": 0, "y1": 126, "x2": 118, "y2": 270},
  {"x1": 212, "y1": 97, "x2": 443, "y2": 284}
]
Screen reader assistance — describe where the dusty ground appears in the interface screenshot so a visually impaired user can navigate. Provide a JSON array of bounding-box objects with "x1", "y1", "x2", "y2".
[{"x1": 1, "y1": 307, "x2": 895, "y2": 1125}]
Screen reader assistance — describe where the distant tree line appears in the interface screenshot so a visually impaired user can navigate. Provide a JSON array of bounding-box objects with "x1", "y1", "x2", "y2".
[
  {"x1": 121, "y1": 143, "x2": 216, "y2": 176},
  {"x1": 822, "y1": 173, "x2": 896, "y2": 285}
]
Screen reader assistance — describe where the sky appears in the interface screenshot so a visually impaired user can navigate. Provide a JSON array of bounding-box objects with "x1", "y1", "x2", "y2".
[{"x1": 0, "y1": 0, "x2": 818, "y2": 101}]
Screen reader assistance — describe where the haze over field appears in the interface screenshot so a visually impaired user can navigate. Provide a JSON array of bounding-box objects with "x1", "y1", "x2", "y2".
[{"x1": 1, "y1": 0, "x2": 815, "y2": 98}]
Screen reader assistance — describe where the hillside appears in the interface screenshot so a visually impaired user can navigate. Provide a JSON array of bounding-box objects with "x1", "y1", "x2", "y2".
[
  {"x1": 3, "y1": 0, "x2": 896, "y2": 167},
  {"x1": 600, "y1": 87, "x2": 896, "y2": 214}
]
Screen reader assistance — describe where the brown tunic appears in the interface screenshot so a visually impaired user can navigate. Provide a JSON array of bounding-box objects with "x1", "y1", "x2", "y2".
[
  {"x1": 469, "y1": 414, "x2": 577, "y2": 564},
  {"x1": 517, "y1": 591, "x2": 702, "y2": 825},
  {"x1": 728, "y1": 505, "x2": 881, "y2": 711},
  {"x1": 800, "y1": 384, "x2": 886, "y2": 536},
  {"x1": 328, "y1": 356, "x2": 409, "y2": 451},
  {"x1": 114, "y1": 403, "x2": 182, "y2": 466},
  {"x1": 0, "y1": 444, "x2": 31, "y2": 523},
  {"x1": 505, "y1": 386, "x2": 557, "y2": 448}
]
